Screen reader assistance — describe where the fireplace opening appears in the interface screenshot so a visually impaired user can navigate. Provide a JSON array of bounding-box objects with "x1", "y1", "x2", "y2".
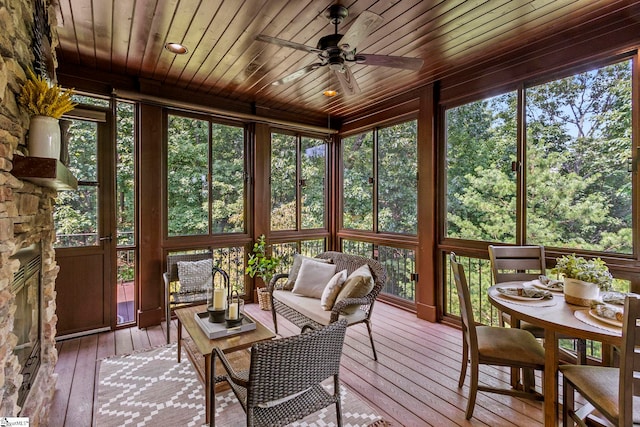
[{"x1": 11, "y1": 244, "x2": 42, "y2": 408}]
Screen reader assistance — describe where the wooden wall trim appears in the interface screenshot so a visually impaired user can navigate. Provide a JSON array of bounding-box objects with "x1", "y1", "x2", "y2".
[
  {"x1": 340, "y1": 93, "x2": 420, "y2": 135},
  {"x1": 137, "y1": 103, "x2": 164, "y2": 328},
  {"x1": 416, "y1": 83, "x2": 438, "y2": 322},
  {"x1": 57, "y1": 62, "x2": 332, "y2": 129}
]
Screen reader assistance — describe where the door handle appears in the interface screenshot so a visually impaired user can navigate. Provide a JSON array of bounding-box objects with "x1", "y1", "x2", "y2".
[{"x1": 99, "y1": 235, "x2": 113, "y2": 242}]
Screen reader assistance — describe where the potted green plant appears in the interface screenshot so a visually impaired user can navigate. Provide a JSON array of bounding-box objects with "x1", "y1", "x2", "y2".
[
  {"x1": 19, "y1": 70, "x2": 76, "y2": 159},
  {"x1": 246, "y1": 235, "x2": 280, "y2": 310},
  {"x1": 551, "y1": 254, "x2": 613, "y2": 306}
]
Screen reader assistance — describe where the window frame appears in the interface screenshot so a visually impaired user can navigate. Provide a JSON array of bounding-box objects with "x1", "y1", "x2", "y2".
[
  {"x1": 438, "y1": 53, "x2": 640, "y2": 313},
  {"x1": 164, "y1": 109, "x2": 249, "y2": 240},
  {"x1": 269, "y1": 128, "x2": 329, "y2": 234},
  {"x1": 339, "y1": 116, "x2": 419, "y2": 237}
]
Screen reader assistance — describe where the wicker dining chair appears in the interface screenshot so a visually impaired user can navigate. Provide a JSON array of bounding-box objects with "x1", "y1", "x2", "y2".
[
  {"x1": 489, "y1": 245, "x2": 588, "y2": 365},
  {"x1": 451, "y1": 252, "x2": 545, "y2": 419},
  {"x1": 214, "y1": 319, "x2": 348, "y2": 426},
  {"x1": 560, "y1": 295, "x2": 640, "y2": 427}
]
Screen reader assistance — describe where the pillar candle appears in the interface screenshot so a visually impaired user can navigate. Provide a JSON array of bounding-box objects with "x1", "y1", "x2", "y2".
[
  {"x1": 228, "y1": 302, "x2": 238, "y2": 320},
  {"x1": 213, "y1": 288, "x2": 225, "y2": 310}
]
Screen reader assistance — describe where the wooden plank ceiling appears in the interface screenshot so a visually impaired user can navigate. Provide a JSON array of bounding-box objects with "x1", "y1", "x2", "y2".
[{"x1": 54, "y1": 0, "x2": 639, "y2": 121}]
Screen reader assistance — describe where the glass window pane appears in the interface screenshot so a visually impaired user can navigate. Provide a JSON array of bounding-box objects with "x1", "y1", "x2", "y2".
[
  {"x1": 167, "y1": 115, "x2": 209, "y2": 236},
  {"x1": 342, "y1": 132, "x2": 373, "y2": 230},
  {"x1": 211, "y1": 123, "x2": 245, "y2": 233},
  {"x1": 445, "y1": 92, "x2": 517, "y2": 242},
  {"x1": 67, "y1": 119, "x2": 98, "y2": 182},
  {"x1": 378, "y1": 121, "x2": 418, "y2": 234},
  {"x1": 55, "y1": 117, "x2": 98, "y2": 248},
  {"x1": 71, "y1": 94, "x2": 110, "y2": 107},
  {"x1": 54, "y1": 186, "x2": 98, "y2": 247},
  {"x1": 526, "y1": 60, "x2": 633, "y2": 254},
  {"x1": 116, "y1": 102, "x2": 135, "y2": 246},
  {"x1": 301, "y1": 137, "x2": 326, "y2": 229},
  {"x1": 271, "y1": 132, "x2": 297, "y2": 230}
]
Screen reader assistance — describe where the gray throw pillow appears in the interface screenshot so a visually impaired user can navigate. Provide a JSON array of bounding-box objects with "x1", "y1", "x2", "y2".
[{"x1": 177, "y1": 258, "x2": 212, "y2": 293}]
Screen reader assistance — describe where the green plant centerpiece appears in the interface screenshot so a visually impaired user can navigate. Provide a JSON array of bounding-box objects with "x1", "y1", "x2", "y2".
[
  {"x1": 551, "y1": 254, "x2": 613, "y2": 306},
  {"x1": 245, "y1": 234, "x2": 280, "y2": 287}
]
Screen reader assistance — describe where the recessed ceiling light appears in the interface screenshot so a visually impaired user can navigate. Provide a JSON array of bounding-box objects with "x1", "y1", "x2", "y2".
[
  {"x1": 164, "y1": 42, "x2": 188, "y2": 54},
  {"x1": 323, "y1": 89, "x2": 338, "y2": 97}
]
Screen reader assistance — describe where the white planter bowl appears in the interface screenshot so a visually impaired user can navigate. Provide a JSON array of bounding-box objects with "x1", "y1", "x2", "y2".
[{"x1": 564, "y1": 278, "x2": 599, "y2": 306}]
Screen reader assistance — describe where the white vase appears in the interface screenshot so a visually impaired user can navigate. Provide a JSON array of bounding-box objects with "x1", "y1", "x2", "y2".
[
  {"x1": 564, "y1": 278, "x2": 600, "y2": 306},
  {"x1": 28, "y1": 115, "x2": 60, "y2": 159}
]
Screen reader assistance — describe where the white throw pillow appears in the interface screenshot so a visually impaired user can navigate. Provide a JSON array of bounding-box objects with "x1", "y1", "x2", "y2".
[
  {"x1": 284, "y1": 254, "x2": 332, "y2": 290},
  {"x1": 321, "y1": 269, "x2": 348, "y2": 311},
  {"x1": 177, "y1": 258, "x2": 212, "y2": 293},
  {"x1": 291, "y1": 258, "x2": 337, "y2": 298}
]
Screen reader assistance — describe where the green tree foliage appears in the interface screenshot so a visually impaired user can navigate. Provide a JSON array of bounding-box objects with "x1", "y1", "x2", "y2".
[
  {"x1": 378, "y1": 122, "x2": 418, "y2": 234},
  {"x1": 301, "y1": 137, "x2": 326, "y2": 229},
  {"x1": 54, "y1": 118, "x2": 99, "y2": 247},
  {"x1": 342, "y1": 132, "x2": 373, "y2": 230},
  {"x1": 270, "y1": 132, "x2": 297, "y2": 230},
  {"x1": 446, "y1": 60, "x2": 632, "y2": 254},
  {"x1": 116, "y1": 102, "x2": 135, "y2": 246},
  {"x1": 167, "y1": 115, "x2": 245, "y2": 236},
  {"x1": 445, "y1": 60, "x2": 634, "y2": 353}
]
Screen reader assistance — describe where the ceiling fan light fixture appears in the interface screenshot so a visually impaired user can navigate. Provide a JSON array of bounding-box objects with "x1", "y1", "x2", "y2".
[
  {"x1": 164, "y1": 42, "x2": 188, "y2": 54},
  {"x1": 323, "y1": 89, "x2": 338, "y2": 97}
]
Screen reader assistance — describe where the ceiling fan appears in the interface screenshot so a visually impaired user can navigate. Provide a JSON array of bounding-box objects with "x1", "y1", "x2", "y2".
[{"x1": 256, "y1": 4, "x2": 424, "y2": 96}]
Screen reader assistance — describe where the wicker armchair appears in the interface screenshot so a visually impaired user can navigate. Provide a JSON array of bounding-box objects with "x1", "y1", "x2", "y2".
[
  {"x1": 267, "y1": 251, "x2": 386, "y2": 360},
  {"x1": 214, "y1": 319, "x2": 348, "y2": 426}
]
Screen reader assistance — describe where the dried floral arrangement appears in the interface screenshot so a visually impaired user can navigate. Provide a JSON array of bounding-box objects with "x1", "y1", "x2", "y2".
[{"x1": 18, "y1": 70, "x2": 76, "y2": 119}]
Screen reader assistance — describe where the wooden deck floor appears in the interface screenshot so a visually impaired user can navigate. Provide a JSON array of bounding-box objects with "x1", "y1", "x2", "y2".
[{"x1": 49, "y1": 302, "x2": 549, "y2": 427}]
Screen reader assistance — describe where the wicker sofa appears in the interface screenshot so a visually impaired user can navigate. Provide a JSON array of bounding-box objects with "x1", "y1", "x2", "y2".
[{"x1": 267, "y1": 251, "x2": 386, "y2": 360}]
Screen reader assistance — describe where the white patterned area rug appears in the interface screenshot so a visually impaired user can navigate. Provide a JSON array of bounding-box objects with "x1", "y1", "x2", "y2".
[{"x1": 94, "y1": 343, "x2": 386, "y2": 427}]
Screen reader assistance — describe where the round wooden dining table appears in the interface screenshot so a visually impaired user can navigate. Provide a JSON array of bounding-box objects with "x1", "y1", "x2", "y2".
[{"x1": 487, "y1": 282, "x2": 623, "y2": 427}]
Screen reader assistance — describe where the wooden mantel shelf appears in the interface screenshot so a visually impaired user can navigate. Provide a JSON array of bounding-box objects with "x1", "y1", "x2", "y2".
[{"x1": 11, "y1": 156, "x2": 78, "y2": 191}]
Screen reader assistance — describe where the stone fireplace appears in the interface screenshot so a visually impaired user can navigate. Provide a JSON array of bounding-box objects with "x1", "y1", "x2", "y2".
[
  {"x1": 0, "y1": 0, "x2": 61, "y2": 425},
  {"x1": 11, "y1": 244, "x2": 43, "y2": 409}
]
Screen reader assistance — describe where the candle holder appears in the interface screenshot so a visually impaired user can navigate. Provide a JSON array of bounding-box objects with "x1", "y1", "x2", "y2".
[
  {"x1": 225, "y1": 290, "x2": 244, "y2": 327},
  {"x1": 207, "y1": 267, "x2": 229, "y2": 323}
]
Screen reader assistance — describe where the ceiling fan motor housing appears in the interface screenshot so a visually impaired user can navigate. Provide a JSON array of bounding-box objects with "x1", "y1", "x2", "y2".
[{"x1": 325, "y1": 4, "x2": 348, "y2": 24}]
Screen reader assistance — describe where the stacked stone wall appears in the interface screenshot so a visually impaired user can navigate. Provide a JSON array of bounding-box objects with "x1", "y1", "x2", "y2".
[{"x1": 0, "y1": 1, "x2": 60, "y2": 424}]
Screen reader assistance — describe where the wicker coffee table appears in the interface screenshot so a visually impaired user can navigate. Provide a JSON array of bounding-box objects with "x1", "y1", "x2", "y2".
[{"x1": 174, "y1": 304, "x2": 276, "y2": 426}]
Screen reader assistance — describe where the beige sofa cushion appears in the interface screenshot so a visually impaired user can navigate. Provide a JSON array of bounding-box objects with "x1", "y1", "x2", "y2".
[{"x1": 272, "y1": 289, "x2": 367, "y2": 326}]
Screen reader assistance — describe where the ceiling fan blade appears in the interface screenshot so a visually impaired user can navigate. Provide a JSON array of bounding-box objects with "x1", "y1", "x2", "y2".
[
  {"x1": 355, "y1": 54, "x2": 424, "y2": 71},
  {"x1": 272, "y1": 63, "x2": 323, "y2": 86},
  {"x1": 256, "y1": 34, "x2": 321, "y2": 54},
  {"x1": 338, "y1": 11, "x2": 383, "y2": 51},
  {"x1": 333, "y1": 66, "x2": 361, "y2": 96}
]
